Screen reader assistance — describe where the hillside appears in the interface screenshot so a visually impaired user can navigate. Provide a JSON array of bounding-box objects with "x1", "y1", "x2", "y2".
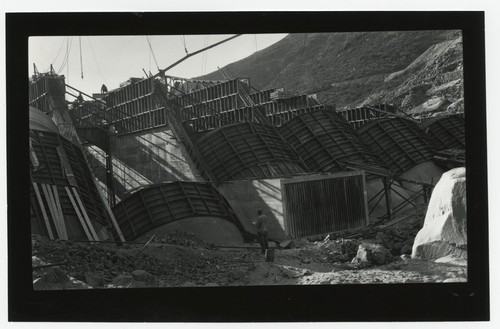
[{"x1": 200, "y1": 31, "x2": 463, "y2": 113}]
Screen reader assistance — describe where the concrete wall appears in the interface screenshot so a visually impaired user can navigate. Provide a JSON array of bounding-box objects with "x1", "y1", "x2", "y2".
[
  {"x1": 400, "y1": 161, "x2": 444, "y2": 188},
  {"x1": 137, "y1": 217, "x2": 244, "y2": 245},
  {"x1": 218, "y1": 179, "x2": 287, "y2": 241},
  {"x1": 110, "y1": 126, "x2": 202, "y2": 187},
  {"x1": 84, "y1": 125, "x2": 203, "y2": 199}
]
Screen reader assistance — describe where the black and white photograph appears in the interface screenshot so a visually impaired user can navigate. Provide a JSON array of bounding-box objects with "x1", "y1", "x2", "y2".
[{"x1": 5, "y1": 10, "x2": 490, "y2": 323}]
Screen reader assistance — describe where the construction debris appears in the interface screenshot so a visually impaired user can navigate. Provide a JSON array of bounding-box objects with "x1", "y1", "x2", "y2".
[{"x1": 32, "y1": 202, "x2": 467, "y2": 288}]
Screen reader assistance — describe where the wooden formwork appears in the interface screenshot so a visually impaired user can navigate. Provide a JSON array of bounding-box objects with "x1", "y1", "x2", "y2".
[
  {"x1": 420, "y1": 114, "x2": 465, "y2": 151},
  {"x1": 102, "y1": 77, "x2": 166, "y2": 134},
  {"x1": 357, "y1": 118, "x2": 434, "y2": 175},
  {"x1": 249, "y1": 88, "x2": 276, "y2": 104},
  {"x1": 337, "y1": 106, "x2": 394, "y2": 129},
  {"x1": 279, "y1": 109, "x2": 384, "y2": 173},
  {"x1": 30, "y1": 128, "x2": 110, "y2": 241},
  {"x1": 171, "y1": 79, "x2": 241, "y2": 108},
  {"x1": 196, "y1": 122, "x2": 306, "y2": 181},
  {"x1": 264, "y1": 104, "x2": 325, "y2": 127},
  {"x1": 112, "y1": 181, "x2": 247, "y2": 241}
]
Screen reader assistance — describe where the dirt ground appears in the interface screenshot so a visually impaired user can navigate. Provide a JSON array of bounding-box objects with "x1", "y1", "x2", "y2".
[{"x1": 31, "y1": 212, "x2": 467, "y2": 289}]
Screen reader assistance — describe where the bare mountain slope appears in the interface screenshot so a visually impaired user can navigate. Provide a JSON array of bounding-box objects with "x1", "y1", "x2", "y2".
[
  {"x1": 364, "y1": 37, "x2": 464, "y2": 114},
  {"x1": 200, "y1": 30, "x2": 462, "y2": 112}
]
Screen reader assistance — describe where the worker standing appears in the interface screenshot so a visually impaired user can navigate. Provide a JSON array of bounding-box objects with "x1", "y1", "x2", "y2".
[
  {"x1": 76, "y1": 93, "x2": 84, "y2": 103},
  {"x1": 254, "y1": 209, "x2": 269, "y2": 255},
  {"x1": 101, "y1": 84, "x2": 108, "y2": 93}
]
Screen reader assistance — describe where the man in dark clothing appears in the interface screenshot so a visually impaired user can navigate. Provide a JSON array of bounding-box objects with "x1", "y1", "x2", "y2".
[
  {"x1": 101, "y1": 84, "x2": 108, "y2": 93},
  {"x1": 76, "y1": 93, "x2": 84, "y2": 103},
  {"x1": 254, "y1": 209, "x2": 269, "y2": 254}
]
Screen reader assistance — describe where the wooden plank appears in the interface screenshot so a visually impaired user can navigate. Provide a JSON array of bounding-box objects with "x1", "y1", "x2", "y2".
[
  {"x1": 361, "y1": 171, "x2": 370, "y2": 226},
  {"x1": 72, "y1": 187, "x2": 100, "y2": 241},
  {"x1": 51, "y1": 185, "x2": 63, "y2": 221},
  {"x1": 32, "y1": 182, "x2": 54, "y2": 240},
  {"x1": 281, "y1": 171, "x2": 365, "y2": 184},
  {"x1": 280, "y1": 179, "x2": 289, "y2": 236},
  {"x1": 56, "y1": 146, "x2": 77, "y2": 186},
  {"x1": 47, "y1": 184, "x2": 67, "y2": 240},
  {"x1": 51, "y1": 185, "x2": 69, "y2": 240},
  {"x1": 65, "y1": 186, "x2": 94, "y2": 241},
  {"x1": 138, "y1": 191, "x2": 155, "y2": 225},
  {"x1": 40, "y1": 184, "x2": 63, "y2": 239}
]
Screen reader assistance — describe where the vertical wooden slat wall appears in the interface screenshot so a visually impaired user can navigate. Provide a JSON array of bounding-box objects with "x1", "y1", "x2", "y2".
[{"x1": 281, "y1": 172, "x2": 368, "y2": 239}]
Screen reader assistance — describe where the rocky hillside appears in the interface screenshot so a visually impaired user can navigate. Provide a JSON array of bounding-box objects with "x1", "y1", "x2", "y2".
[{"x1": 201, "y1": 31, "x2": 463, "y2": 114}]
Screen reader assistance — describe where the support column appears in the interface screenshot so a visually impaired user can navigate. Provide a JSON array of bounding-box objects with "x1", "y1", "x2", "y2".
[
  {"x1": 105, "y1": 125, "x2": 116, "y2": 207},
  {"x1": 383, "y1": 177, "x2": 392, "y2": 220}
]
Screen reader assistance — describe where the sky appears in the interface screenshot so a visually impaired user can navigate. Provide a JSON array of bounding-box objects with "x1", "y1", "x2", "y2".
[{"x1": 28, "y1": 34, "x2": 287, "y2": 96}]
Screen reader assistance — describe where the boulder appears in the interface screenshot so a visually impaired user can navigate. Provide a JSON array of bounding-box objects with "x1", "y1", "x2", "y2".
[
  {"x1": 32, "y1": 256, "x2": 45, "y2": 267},
  {"x1": 355, "y1": 244, "x2": 373, "y2": 263},
  {"x1": 355, "y1": 243, "x2": 393, "y2": 265},
  {"x1": 281, "y1": 266, "x2": 307, "y2": 278},
  {"x1": 33, "y1": 269, "x2": 92, "y2": 290},
  {"x1": 37, "y1": 266, "x2": 68, "y2": 284},
  {"x1": 412, "y1": 168, "x2": 467, "y2": 260},
  {"x1": 129, "y1": 280, "x2": 148, "y2": 288},
  {"x1": 181, "y1": 281, "x2": 197, "y2": 287},
  {"x1": 33, "y1": 278, "x2": 62, "y2": 290},
  {"x1": 204, "y1": 283, "x2": 219, "y2": 287},
  {"x1": 131, "y1": 269, "x2": 154, "y2": 283},
  {"x1": 291, "y1": 238, "x2": 310, "y2": 248},
  {"x1": 85, "y1": 272, "x2": 105, "y2": 287},
  {"x1": 301, "y1": 257, "x2": 312, "y2": 264},
  {"x1": 279, "y1": 240, "x2": 292, "y2": 248},
  {"x1": 69, "y1": 272, "x2": 86, "y2": 282},
  {"x1": 443, "y1": 277, "x2": 467, "y2": 283},
  {"x1": 375, "y1": 232, "x2": 390, "y2": 246},
  {"x1": 63, "y1": 277, "x2": 93, "y2": 290},
  {"x1": 112, "y1": 273, "x2": 134, "y2": 287},
  {"x1": 393, "y1": 242, "x2": 403, "y2": 254},
  {"x1": 230, "y1": 270, "x2": 246, "y2": 280},
  {"x1": 400, "y1": 244, "x2": 413, "y2": 255},
  {"x1": 435, "y1": 255, "x2": 467, "y2": 267}
]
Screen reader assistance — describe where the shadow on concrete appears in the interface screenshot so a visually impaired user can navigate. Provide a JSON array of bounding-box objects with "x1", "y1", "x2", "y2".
[
  {"x1": 218, "y1": 179, "x2": 287, "y2": 241},
  {"x1": 108, "y1": 127, "x2": 198, "y2": 189},
  {"x1": 82, "y1": 147, "x2": 129, "y2": 198}
]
